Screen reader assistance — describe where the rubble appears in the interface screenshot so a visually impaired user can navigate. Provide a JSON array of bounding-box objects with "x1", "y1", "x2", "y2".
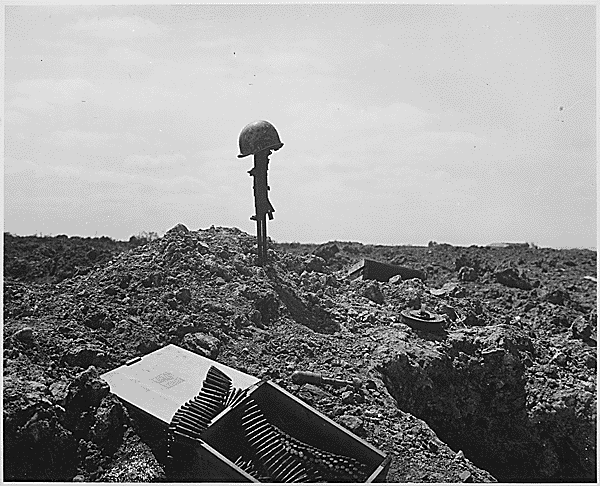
[
  {"x1": 495, "y1": 266, "x2": 533, "y2": 290},
  {"x1": 3, "y1": 228, "x2": 596, "y2": 482}
]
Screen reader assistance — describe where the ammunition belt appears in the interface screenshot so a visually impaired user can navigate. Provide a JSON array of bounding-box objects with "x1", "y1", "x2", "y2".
[
  {"x1": 167, "y1": 366, "x2": 236, "y2": 458},
  {"x1": 238, "y1": 398, "x2": 369, "y2": 482}
]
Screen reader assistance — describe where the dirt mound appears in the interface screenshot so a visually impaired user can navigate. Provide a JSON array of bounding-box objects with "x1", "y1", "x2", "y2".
[{"x1": 3, "y1": 228, "x2": 596, "y2": 482}]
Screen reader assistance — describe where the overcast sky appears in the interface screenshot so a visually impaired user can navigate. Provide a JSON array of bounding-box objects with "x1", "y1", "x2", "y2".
[{"x1": 4, "y1": 4, "x2": 596, "y2": 248}]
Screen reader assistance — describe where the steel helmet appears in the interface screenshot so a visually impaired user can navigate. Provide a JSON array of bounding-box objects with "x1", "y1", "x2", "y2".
[{"x1": 237, "y1": 120, "x2": 284, "y2": 158}]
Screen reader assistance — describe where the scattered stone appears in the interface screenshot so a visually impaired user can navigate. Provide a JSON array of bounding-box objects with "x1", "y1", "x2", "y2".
[
  {"x1": 336, "y1": 414, "x2": 365, "y2": 436},
  {"x1": 341, "y1": 390, "x2": 354, "y2": 404},
  {"x1": 118, "y1": 274, "x2": 131, "y2": 289},
  {"x1": 331, "y1": 405, "x2": 346, "y2": 416},
  {"x1": 458, "y1": 266, "x2": 477, "y2": 282},
  {"x1": 13, "y1": 326, "x2": 34, "y2": 343},
  {"x1": 90, "y1": 396, "x2": 127, "y2": 444},
  {"x1": 64, "y1": 366, "x2": 110, "y2": 426},
  {"x1": 99, "y1": 433, "x2": 166, "y2": 482},
  {"x1": 48, "y1": 380, "x2": 70, "y2": 404},
  {"x1": 459, "y1": 470, "x2": 473, "y2": 482},
  {"x1": 430, "y1": 282, "x2": 466, "y2": 298},
  {"x1": 304, "y1": 255, "x2": 326, "y2": 272},
  {"x1": 571, "y1": 315, "x2": 596, "y2": 341},
  {"x1": 313, "y1": 243, "x2": 340, "y2": 261},
  {"x1": 365, "y1": 379, "x2": 377, "y2": 390},
  {"x1": 136, "y1": 337, "x2": 160, "y2": 355},
  {"x1": 83, "y1": 310, "x2": 113, "y2": 331},
  {"x1": 584, "y1": 354, "x2": 596, "y2": 370},
  {"x1": 167, "y1": 223, "x2": 189, "y2": 234},
  {"x1": 454, "y1": 450, "x2": 465, "y2": 461},
  {"x1": 248, "y1": 309, "x2": 263, "y2": 327},
  {"x1": 438, "y1": 303, "x2": 458, "y2": 321},
  {"x1": 181, "y1": 333, "x2": 220, "y2": 359},
  {"x1": 175, "y1": 288, "x2": 192, "y2": 304},
  {"x1": 495, "y1": 267, "x2": 532, "y2": 290},
  {"x1": 103, "y1": 285, "x2": 118, "y2": 296},
  {"x1": 361, "y1": 282, "x2": 385, "y2": 304},
  {"x1": 62, "y1": 345, "x2": 108, "y2": 368},
  {"x1": 543, "y1": 288, "x2": 569, "y2": 306}
]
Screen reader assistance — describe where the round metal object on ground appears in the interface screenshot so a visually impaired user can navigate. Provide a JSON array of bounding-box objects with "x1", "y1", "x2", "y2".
[{"x1": 400, "y1": 309, "x2": 445, "y2": 331}]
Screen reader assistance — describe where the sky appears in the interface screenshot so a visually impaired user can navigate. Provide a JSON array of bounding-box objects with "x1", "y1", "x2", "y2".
[{"x1": 3, "y1": 3, "x2": 597, "y2": 249}]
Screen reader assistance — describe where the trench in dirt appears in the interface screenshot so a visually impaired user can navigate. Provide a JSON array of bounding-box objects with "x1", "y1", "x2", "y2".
[{"x1": 377, "y1": 347, "x2": 594, "y2": 483}]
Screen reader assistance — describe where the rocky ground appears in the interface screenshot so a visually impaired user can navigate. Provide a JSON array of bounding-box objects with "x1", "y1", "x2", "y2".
[{"x1": 3, "y1": 226, "x2": 597, "y2": 482}]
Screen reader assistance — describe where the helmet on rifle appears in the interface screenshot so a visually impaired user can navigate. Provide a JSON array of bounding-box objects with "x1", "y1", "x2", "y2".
[{"x1": 237, "y1": 120, "x2": 284, "y2": 158}]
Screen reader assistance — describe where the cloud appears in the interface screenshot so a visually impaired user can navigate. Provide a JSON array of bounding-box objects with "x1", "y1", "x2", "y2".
[
  {"x1": 4, "y1": 109, "x2": 29, "y2": 126},
  {"x1": 196, "y1": 37, "x2": 237, "y2": 49},
  {"x1": 264, "y1": 50, "x2": 334, "y2": 73},
  {"x1": 105, "y1": 47, "x2": 153, "y2": 66},
  {"x1": 12, "y1": 78, "x2": 102, "y2": 112},
  {"x1": 123, "y1": 153, "x2": 187, "y2": 169},
  {"x1": 286, "y1": 101, "x2": 438, "y2": 138},
  {"x1": 5, "y1": 157, "x2": 205, "y2": 196},
  {"x1": 9, "y1": 74, "x2": 192, "y2": 114},
  {"x1": 70, "y1": 15, "x2": 166, "y2": 39},
  {"x1": 45, "y1": 129, "x2": 148, "y2": 149},
  {"x1": 360, "y1": 40, "x2": 390, "y2": 57}
]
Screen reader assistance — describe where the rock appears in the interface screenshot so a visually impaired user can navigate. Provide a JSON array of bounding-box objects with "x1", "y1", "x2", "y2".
[
  {"x1": 341, "y1": 390, "x2": 354, "y2": 404},
  {"x1": 337, "y1": 414, "x2": 365, "y2": 436},
  {"x1": 313, "y1": 243, "x2": 340, "y2": 261},
  {"x1": 430, "y1": 282, "x2": 466, "y2": 298},
  {"x1": 331, "y1": 405, "x2": 346, "y2": 416},
  {"x1": 459, "y1": 470, "x2": 473, "y2": 482},
  {"x1": 248, "y1": 309, "x2": 263, "y2": 327},
  {"x1": 175, "y1": 288, "x2": 192, "y2": 304},
  {"x1": 118, "y1": 274, "x2": 131, "y2": 289},
  {"x1": 181, "y1": 333, "x2": 220, "y2": 359},
  {"x1": 90, "y1": 396, "x2": 127, "y2": 444},
  {"x1": 584, "y1": 354, "x2": 596, "y2": 370},
  {"x1": 136, "y1": 337, "x2": 160, "y2": 355},
  {"x1": 495, "y1": 267, "x2": 532, "y2": 290},
  {"x1": 454, "y1": 450, "x2": 465, "y2": 461},
  {"x1": 82, "y1": 310, "x2": 113, "y2": 330},
  {"x1": 103, "y1": 285, "x2": 118, "y2": 296},
  {"x1": 543, "y1": 288, "x2": 569, "y2": 306},
  {"x1": 99, "y1": 433, "x2": 165, "y2": 482},
  {"x1": 13, "y1": 326, "x2": 34, "y2": 343},
  {"x1": 571, "y1": 315, "x2": 596, "y2": 341},
  {"x1": 458, "y1": 266, "x2": 477, "y2": 282},
  {"x1": 62, "y1": 345, "x2": 108, "y2": 368},
  {"x1": 233, "y1": 314, "x2": 251, "y2": 328},
  {"x1": 64, "y1": 366, "x2": 110, "y2": 432},
  {"x1": 365, "y1": 379, "x2": 378, "y2": 390},
  {"x1": 438, "y1": 303, "x2": 458, "y2": 321},
  {"x1": 48, "y1": 380, "x2": 70, "y2": 404},
  {"x1": 361, "y1": 282, "x2": 385, "y2": 304},
  {"x1": 167, "y1": 223, "x2": 189, "y2": 234},
  {"x1": 304, "y1": 255, "x2": 326, "y2": 272}
]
